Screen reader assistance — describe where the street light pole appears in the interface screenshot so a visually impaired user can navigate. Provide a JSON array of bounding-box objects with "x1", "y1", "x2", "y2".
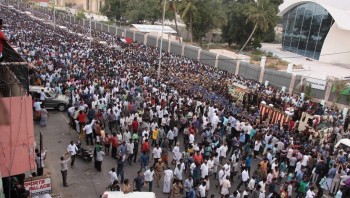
[
  {"x1": 89, "y1": 13, "x2": 92, "y2": 48},
  {"x1": 53, "y1": 0, "x2": 56, "y2": 31},
  {"x1": 157, "y1": 0, "x2": 167, "y2": 80}
]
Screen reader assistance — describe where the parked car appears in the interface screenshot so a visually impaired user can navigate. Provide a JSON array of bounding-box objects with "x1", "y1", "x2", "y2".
[{"x1": 29, "y1": 86, "x2": 69, "y2": 111}]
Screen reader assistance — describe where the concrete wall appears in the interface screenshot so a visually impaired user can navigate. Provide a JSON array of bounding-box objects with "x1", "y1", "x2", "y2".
[
  {"x1": 135, "y1": 32, "x2": 145, "y2": 43},
  {"x1": 125, "y1": 30, "x2": 135, "y2": 40},
  {"x1": 116, "y1": 28, "x2": 125, "y2": 37},
  {"x1": 102, "y1": 24, "x2": 108, "y2": 32},
  {"x1": 147, "y1": 35, "x2": 158, "y2": 48},
  {"x1": 170, "y1": 41, "x2": 183, "y2": 56},
  {"x1": 217, "y1": 56, "x2": 237, "y2": 74},
  {"x1": 239, "y1": 62, "x2": 261, "y2": 80},
  {"x1": 157, "y1": 39, "x2": 170, "y2": 53},
  {"x1": 109, "y1": 26, "x2": 116, "y2": 35},
  {"x1": 262, "y1": 70, "x2": 291, "y2": 89},
  {"x1": 199, "y1": 51, "x2": 217, "y2": 67},
  {"x1": 184, "y1": 45, "x2": 200, "y2": 60}
]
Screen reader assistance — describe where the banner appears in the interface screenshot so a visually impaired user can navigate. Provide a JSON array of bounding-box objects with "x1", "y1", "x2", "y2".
[
  {"x1": 305, "y1": 77, "x2": 326, "y2": 90},
  {"x1": 24, "y1": 177, "x2": 52, "y2": 196},
  {"x1": 228, "y1": 86, "x2": 245, "y2": 102}
]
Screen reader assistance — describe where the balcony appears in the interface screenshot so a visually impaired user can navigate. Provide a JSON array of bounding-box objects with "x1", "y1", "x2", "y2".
[{"x1": 0, "y1": 41, "x2": 29, "y2": 97}]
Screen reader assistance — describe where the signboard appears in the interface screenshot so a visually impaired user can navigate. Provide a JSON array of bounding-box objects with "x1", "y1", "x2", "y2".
[
  {"x1": 305, "y1": 77, "x2": 326, "y2": 90},
  {"x1": 24, "y1": 177, "x2": 52, "y2": 196},
  {"x1": 132, "y1": 24, "x2": 177, "y2": 33}
]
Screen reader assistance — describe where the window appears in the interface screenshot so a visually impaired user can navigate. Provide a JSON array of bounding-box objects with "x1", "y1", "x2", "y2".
[{"x1": 282, "y1": 3, "x2": 334, "y2": 60}]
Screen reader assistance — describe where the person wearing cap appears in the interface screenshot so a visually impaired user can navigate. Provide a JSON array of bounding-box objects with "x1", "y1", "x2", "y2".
[{"x1": 154, "y1": 159, "x2": 164, "y2": 188}]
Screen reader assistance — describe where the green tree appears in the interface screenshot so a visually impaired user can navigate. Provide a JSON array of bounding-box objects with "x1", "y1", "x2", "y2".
[
  {"x1": 221, "y1": 0, "x2": 254, "y2": 47},
  {"x1": 178, "y1": 0, "x2": 198, "y2": 43},
  {"x1": 330, "y1": 78, "x2": 349, "y2": 108},
  {"x1": 167, "y1": 0, "x2": 182, "y2": 43},
  {"x1": 207, "y1": 0, "x2": 227, "y2": 50},
  {"x1": 237, "y1": 0, "x2": 277, "y2": 53},
  {"x1": 100, "y1": 0, "x2": 128, "y2": 24}
]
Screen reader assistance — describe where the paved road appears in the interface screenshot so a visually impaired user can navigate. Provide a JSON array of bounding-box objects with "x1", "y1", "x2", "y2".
[{"x1": 34, "y1": 111, "x2": 332, "y2": 198}]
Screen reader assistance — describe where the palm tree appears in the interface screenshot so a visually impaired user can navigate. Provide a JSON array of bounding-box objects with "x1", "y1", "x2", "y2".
[
  {"x1": 166, "y1": 0, "x2": 182, "y2": 43},
  {"x1": 237, "y1": 0, "x2": 277, "y2": 54},
  {"x1": 207, "y1": 0, "x2": 227, "y2": 50},
  {"x1": 330, "y1": 78, "x2": 348, "y2": 108},
  {"x1": 178, "y1": 0, "x2": 197, "y2": 43}
]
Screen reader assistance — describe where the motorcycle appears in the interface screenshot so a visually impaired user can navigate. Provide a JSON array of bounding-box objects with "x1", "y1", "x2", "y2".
[{"x1": 76, "y1": 141, "x2": 94, "y2": 162}]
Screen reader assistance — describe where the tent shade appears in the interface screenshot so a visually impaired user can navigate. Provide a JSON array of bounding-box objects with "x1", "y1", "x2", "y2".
[{"x1": 132, "y1": 24, "x2": 177, "y2": 34}]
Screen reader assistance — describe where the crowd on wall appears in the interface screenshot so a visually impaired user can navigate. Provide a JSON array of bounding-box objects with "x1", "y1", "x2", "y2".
[{"x1": 1, "y1": 3, "x2": 350, "y2": 198}]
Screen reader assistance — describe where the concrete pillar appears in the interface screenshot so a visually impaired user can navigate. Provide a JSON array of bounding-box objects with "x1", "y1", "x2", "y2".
[
  {"x1": 235, "y1": 60, "x2": 240, "y2": 75},
  {"x1": 260, "y1": 56, "x2": 266, "y2": 68},
  {"x1": 324, "y1": 81, "x2": 333, "y2": 103},
  {"x1": 144, "y1": 34, "x2": 148, "y2": 45},
  {"x1": 289, "y1": 74, "x2": 297, "y2": 95},
  {"x1": 259, "y1": 68, "x2": 265, "y2": 83},
  {"x1": 320, "y1": 100, "x2": 325, "y2": 106},
  {"x1": 168, "y1": 40, "x2": 171, "y2": 53},
  {"x1": 197, "y1": 49, "x2": 201, "y2": 61},
  {"x1": 214, "y1": 54, "x2": 220, "y2": 68},
  {"x1": 301, "y1": 92, "x2": 305, "y2": 101},
  {"x1": 287, "y1": 63, "x2": 293, "y2": 73},
  {"x1": 108, "y1": 25, "x2": 110, "y2": 33},
  {"x1": 181, "y1": 45, "x2": 185, "y2": 57}
]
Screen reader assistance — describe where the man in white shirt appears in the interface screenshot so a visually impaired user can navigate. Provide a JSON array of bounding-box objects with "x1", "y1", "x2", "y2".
[
  {"x1": 66, "y1": 141, "x2": 78, "y2": 167},
  {"x1": 39, "y1": 89, "x2": 48, "y2": 102},
  {"x1": 174, "y1": 163, "x2": 183, "y2": 181},
  {"x1": 219, "y1": 143, "x2": 228, "y2": 164},
  {"x1": 108, "y1": 168, "x2": 118, "y2": 185},
  {"x1": 163, "y1": 167, "x2": 173, "y2": 194},
  {"x1": 200, "y1": 160, "x2": 209, "y2": 178},
  {"x1": 144, "y1": 167, "x2": 154, "y2": 192},
  {"x1": 237, "y1": 168, "x2": 249, "y2": 189},
  {"x1": 305, "y1": 186, "x2": 315, "y2": 198},
  {"x1": 83, "y1": 119, "x2": 96, "y2": 145},
  {"x1": 189, "y1": 133, "x2": 195, "y2": 145},
  {"x1": 152, "y1": 144, "x2": 162, "y2": 166},
  {"x1": 198, "y1": 181, "x2": 207, "y2": 198},
  {"x1": 33, "y1": 100, "x2": 42, "y2": 112}
]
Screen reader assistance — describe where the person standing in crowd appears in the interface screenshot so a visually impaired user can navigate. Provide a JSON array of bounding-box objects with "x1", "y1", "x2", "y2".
[
  {"x1": 144, "y1": 167, "x2": 154, "y2": 192},
  {"x1": 39, "y1": 104, "x2": 49, "y2": 126},
  {"x1": 171, "y1": 180, "x2": 183, "y2": 198},
  {"x1": 95, "y1": 144, "x2": 105, "y2": 172},
  {"x1": 154, "y1": 159, "x2": 165, "y2": 188},
  {"x1": 66, "y1": 141, "x2": 78, "y2": 167},
  {"x1": 108, "y1": 168, "x2": 118, "y2": 186},
  {"x1": 83, "y1": 119, "x2": 96, "y2": 145},
  {"x1": 36, "y1": 149, "x2": 48, "y2": 176},
  {"x1": 133, "y1": 171, "x2": 144, "y2": 192},
  {"x1": 60, "y1": 153, "x2": 71, "y2": 187},
  {"x1": 163, "y1": 166, "x2": 174, "y2": 194}
]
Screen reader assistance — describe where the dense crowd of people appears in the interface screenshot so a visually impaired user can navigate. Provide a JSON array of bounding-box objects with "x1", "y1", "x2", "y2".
[{"x1": 1, "y1": 3, "x2": 350, "y2": 198}]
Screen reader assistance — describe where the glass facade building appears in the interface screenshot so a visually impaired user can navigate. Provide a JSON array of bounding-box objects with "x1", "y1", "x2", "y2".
[{"x1": 282, "y1": 2, "x2": 335, "y2": 60}]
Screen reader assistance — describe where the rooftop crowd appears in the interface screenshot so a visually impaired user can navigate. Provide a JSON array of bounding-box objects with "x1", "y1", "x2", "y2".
[{"x1": 1, "y1": 3, "x2": 350, "y2": 198}]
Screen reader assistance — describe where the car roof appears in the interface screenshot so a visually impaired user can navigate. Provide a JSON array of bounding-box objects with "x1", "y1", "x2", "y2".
[{"x1": 29, "y1": 86, "x2": 53, "y2": 92}]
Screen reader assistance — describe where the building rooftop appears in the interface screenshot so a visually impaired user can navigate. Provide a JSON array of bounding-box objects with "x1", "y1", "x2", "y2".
[{"x1": 261, "y1": 43, "x2": 350, "y2": 80}]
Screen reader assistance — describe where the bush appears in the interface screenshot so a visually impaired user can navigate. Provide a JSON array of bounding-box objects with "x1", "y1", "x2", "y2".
[{"x1": 76, "y1": 10, "x2": 86, "y2": 20}]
